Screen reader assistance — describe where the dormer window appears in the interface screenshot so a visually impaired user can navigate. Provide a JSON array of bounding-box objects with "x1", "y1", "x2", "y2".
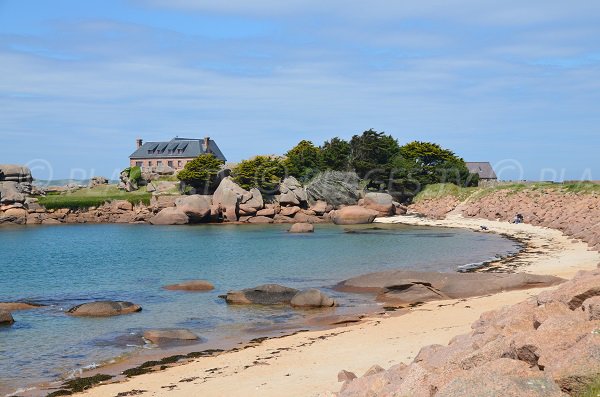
[{"x1": 147, "y1": 150, "x2": 153, "y2": 154}]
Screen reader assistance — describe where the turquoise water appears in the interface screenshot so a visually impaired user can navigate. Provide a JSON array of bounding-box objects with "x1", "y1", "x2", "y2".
[{"x1": 0, "y1": 223, "x2": 520, "y2": 395}]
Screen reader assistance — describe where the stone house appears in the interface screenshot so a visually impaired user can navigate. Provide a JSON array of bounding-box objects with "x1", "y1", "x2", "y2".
[
  {"x1": 129, "y1": 137, "x2": 226, "y2": 171},
  {"x1": 466, "y1": 162, "x2": 498, "y2": 186}
]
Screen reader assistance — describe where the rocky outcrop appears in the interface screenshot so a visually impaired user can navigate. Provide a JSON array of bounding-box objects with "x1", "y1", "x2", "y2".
[
  {"x1": 331, "y1": 206, "x2": 379, "y2": 225},
  {"x1": 278, "y1": 177, "x2": 308, "y2": 206},
  {"x1": 223, "y1": 284, "x2": 299, "y2": 305},
  {"x1": 361, "y1": 193, "x2": 394, "y2": 216},
  {"x1": 411, "y1": 186, "x2": 600, "y2": 252},
  {"x1": 306, "y1": 171, "x2": 361, "y2": 208},
  {"x1": 88, "y1": 176, "x2": 108, "y2": 188},
  {"x1": 289, "y1": 223, "x2": 314, "y2": 233},
  {"x1": 149, "y1": 207, "x2": 189, "y2": 225},
  {"x1": 212, "y1": 177, "x2": 266, "y2": 222},
  {"x1": 337, "y1": 270, "x2": 600, "y2": 397},
  {"x1": 337, "y1": 270, "x2": 564, "y2": 305},
  {"x1": 0, "y1": 165, "x2": 32, "y2": 183},
  {"x1": 67, "y1": 301, "x2": 142, "y2": 317},
  {"x1": 290, "y1": 288, "x2": 335, "y2": 308},
  {"x1": 0, "y1": 310, "x2": 15, "y2": 325},
  {"x1": 143, "y1": 329, "x2": 199, "y2": 344},
  {"x1": 163, "y1": 280, "x2": 215, "y2": 291}
]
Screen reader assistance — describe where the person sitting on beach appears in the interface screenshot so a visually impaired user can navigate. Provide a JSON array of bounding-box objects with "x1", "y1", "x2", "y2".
[{"x1": 513, "y1": 214, "x2": 524, "y2": 224}]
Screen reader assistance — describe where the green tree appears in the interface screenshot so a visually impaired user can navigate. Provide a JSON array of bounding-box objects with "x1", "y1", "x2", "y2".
[
  {"x1": 320, "y1": 137, "x2": 351, "y2": 171},
  {"x1": 177, "y1": 154, "x2": 224, "y2": 193},
  {"x1": 232, "y1": 155, "x2": 285, "y2": 193},
  {"x1": 284, "y1": 140, "x2": 322, "y2": 182},
  {"x1": 389, "y1": 141, "x2": 478, "y2": 200},
  {"x1": 349, "y1": 129, "x2": 400, "y2": 189}
]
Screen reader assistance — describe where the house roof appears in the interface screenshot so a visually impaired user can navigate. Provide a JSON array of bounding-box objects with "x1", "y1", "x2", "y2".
[
  {"x1": 129, "y1": 137, "x2": 226, "y2": 161},
  {"x1": 465, "y1": 162, "x2": 497, "y2": 179}
]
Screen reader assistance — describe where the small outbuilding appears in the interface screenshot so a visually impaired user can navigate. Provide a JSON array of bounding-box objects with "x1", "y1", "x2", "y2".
[{"x1": 465, "y1": 162, "x2": 497, "y2": 182}]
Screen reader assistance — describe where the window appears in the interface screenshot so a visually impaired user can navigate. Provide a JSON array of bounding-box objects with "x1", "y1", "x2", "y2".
[
  {"x1": 157, "y1": 161, "x2": 162, "y2": 166},
  {"x1": 135, "y1": 161, "x2": 142, "y2": 167},
  {"x1": 167, "y1": 161, "x2": 173, "y2": 167},
  {"x1": 147, "y1": 150, "x2": 153, "y2": 154},
  {"x1": 148, "y1": 161, "x2": 153, "y2": 166},
  {"x1": 177, "y1": 160, "x2": 182, "y2": 167},
  {"x1": 177, "y1": 149, "x2": 183, "y2": 154}
]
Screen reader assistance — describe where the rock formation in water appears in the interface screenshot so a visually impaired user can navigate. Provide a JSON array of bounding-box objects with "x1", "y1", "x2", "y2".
[{"x1": 67, "y1": 301, "x2": 142, "y2": 317}]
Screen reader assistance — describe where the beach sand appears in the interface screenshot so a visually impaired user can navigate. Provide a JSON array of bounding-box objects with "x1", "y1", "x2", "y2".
[{"x1": 73, "y1": 215, "x2": 600, "y2": 397}]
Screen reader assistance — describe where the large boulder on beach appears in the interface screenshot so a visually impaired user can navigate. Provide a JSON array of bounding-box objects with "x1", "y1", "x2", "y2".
[
  {"x1": 0, "y1": 310, "x2": 14, "y2": 325},
  {"x1": 175, "y1": 195, "x2": 211, "y2": 222},
  {"x1": 337, "y1": 270, "x2": 565, "y2": 304},
  {"x1": 149, "y1": 207, "x2": 189, "y2": 225},
  {"x1": 362, "y1": 192, "x2": 395, "y2": 216},
  {"x1": 143, "y1": 329, "x2": 199, "y2": 344},
  {"x1": 163, "y1": 280, "x2": 214, "y2": 291},
  {"x1": 67, "y1": 301, "x2": 142, "y2": 317},
  {"x1": 331, "y1": 206, "x2": 379, "y2": 225},
  {"x1": 291, "y1": 289, "x2": 335, "y2": 308},
  {"x1": 223, "y1": 284, "x2": 299, "y2": 305},
  {"x1": 289, "y1": 223, "x2": 314, "y2": 233}
]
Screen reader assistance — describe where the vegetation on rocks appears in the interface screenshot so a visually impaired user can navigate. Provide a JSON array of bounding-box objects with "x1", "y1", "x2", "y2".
[
  {"x1": 231, "y1": 155, "x2": 285, "y2": 192},
  {"x1": 284, "y1": 140, "x2": 321, "y2": 183},
  {"x1": 176, "y1": 154, "x2": 225, "y2": 192}
]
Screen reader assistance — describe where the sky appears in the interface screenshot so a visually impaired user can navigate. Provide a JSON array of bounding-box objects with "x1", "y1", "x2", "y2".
[{"x1": 0, "y1": 0, "x2": 599, "y2": 181}]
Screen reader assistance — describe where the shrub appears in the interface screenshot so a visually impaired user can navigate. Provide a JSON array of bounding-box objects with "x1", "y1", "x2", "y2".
[
  {"x1": 284, "y1": 140, "x2": 321, "y2": 182},
  {"x1": 177, "y1": 154, "x2": 224, "y2": 193},
  {"x1": 231, "y1": 155, "x2": 285, "y2": 193},
  {"x1": 320, "y1": 137, "x2": 351, "y2": 171}
]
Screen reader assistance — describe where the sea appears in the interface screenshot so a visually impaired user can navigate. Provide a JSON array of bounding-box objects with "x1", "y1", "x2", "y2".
[{"x1": 0, "y1": 223, "x2": 521, "y2": 395}]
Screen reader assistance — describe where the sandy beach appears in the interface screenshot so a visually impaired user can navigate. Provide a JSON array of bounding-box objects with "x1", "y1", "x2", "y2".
[{"x1": 69, "y1": 215, "x2": 599, "y2": 397}]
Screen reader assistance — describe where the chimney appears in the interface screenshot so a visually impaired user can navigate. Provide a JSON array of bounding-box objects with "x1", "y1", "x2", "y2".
[
  {"x1": 136, "y1": 138, "x2": 143, "y2": 149},
  {"x1": 203, "y1": 137, "x2": 210, "y2": 150}
]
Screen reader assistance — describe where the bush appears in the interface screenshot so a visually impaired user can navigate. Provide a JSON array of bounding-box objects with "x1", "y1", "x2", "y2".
[
  {"x1": 231, "y1": 155, "x2": 285, "y2": 193},
  {"x1": 284, "y1": 140, "x2": 321, "y2": 182},
  {"x1": 349, "y1": 129, "x2": 400, "y2": 189},
  {"x1": 177, "y1": 154, "x2": 224, "y2": 193},
  {"x1": 320, "y1": 137, "x2": 351, "y2": 171}
]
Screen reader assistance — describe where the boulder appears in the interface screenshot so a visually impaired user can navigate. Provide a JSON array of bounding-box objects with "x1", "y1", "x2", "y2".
[
  {"x1": 273, "y1": 214, "x2": 295, "y2": 223},
  {"x1": 278, "y1": 176, "x2": 308, "y2": 206},
  {"x1": 2, "y1": 207, "x2": 28, "y2": 224},
  {"x1": 0, "y1": 302, "x2": 44, "y2": 311},
  {"x1": 247, "y1": 215, "x2": 274, "y2": 224},
  {"x1": 338, "y1": 370, "x2": 357, "y2": 383},
  {"x1": 223, "y1": 284, "x2": 299, "y2": 305},
  {"x1": 149, "y1": 207, "x2": 189, "y2": 225},
  {"x1": 111, "y1": 200, "x2": 133, "y2": 212},
  {"x1": 163, "y1": 280, "x2": 214, "y2": 291},
  {"x1": 362, "y1": 192, "x2": 394, "y2": 216},
  {"x1": 220, "y1": 188, "x2": 240, "y2": 221},
  {"x1": 289, "y1": 223, "x2": 314, "y2": 233},
  {"x1": 143, "y1": 329, "x2": 199, "y2": 344},
  {"x1": 331, "y1": 206, "x2": 379, "y2": 225},
  {"x1": 393, "y1": 201, "x2": 408, "y2": 215},
  {"x1": 582, "y1": 296, "x2": 600, "y2": 320},
  {"x1": 0, "y1": 181, "x2": 25, "y2": 204},
  {"x1": 67, "y1": 301, "x2": 142, "y2": 317},
  {"x1": 0, "y1": 165, "x2": 33, "y2": 183},
  {"x1": 309, "y1": 200, "x2": 330, "y2": 215},
  {"x1": 256, "y1": 208, "x2": 275, "y2": 217},
  {"x1": 291, "y1": 288, "x2": 335, "y2": 308},
  {"x1": 306, "y1": 171, "x2": 360, "y2": 208},
  {"x1": 244, "y1": 188, "x2": 264, "y2": 210},
  {"x1": 293, "y1": 212, "x2": 323, "y2": 224},
  {"x1": 280, "y1": 206, "x2": 301, "y2": 216},
  {"x1": 0, "y1": 310, "x2": 14, "y2": 325},
  {"x1": 175, "y1": 195, "x2": 211, "y2": 222}
]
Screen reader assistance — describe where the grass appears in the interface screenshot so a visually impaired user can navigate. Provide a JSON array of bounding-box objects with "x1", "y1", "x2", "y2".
[
  {"x1": 413, "y1": 183, "x2": 479, "y2": 203},
  {"x1": 579, "y1": 375, "x2": 600, "y2": 397},
  {"x1": 37, "y1": 185, "x2": 153, "y2": 210}
]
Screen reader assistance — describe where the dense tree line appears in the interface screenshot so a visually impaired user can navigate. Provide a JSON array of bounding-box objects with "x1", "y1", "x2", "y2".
[{"x1": 178, "y1": 129, "x2": 479, "y2": 201}]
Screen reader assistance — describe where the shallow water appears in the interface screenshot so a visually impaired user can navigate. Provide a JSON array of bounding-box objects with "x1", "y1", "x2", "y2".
[{"x1": 0, "y1": 223, "x2": 520, "y2": 394}]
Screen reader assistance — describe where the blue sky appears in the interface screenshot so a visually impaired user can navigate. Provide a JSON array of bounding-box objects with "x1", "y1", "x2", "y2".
[{"x1": 1, "y1": 0, "x2": 599, "y2": 181}]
